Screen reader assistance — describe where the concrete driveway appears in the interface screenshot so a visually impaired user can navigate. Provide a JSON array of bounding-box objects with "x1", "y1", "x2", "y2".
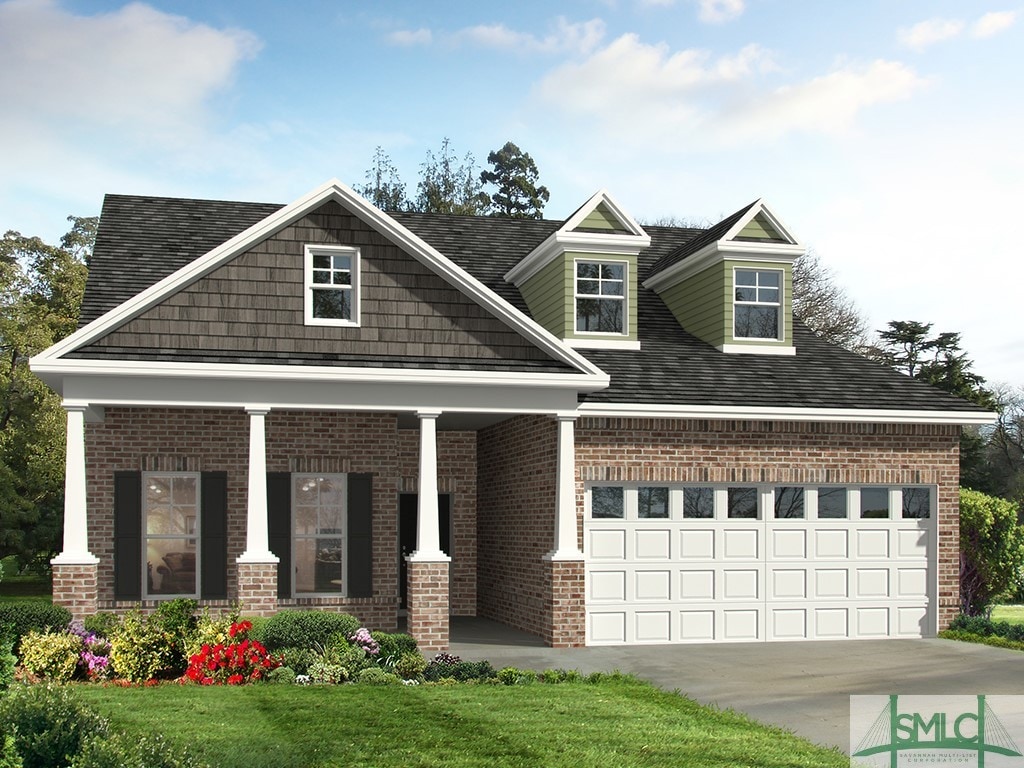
[{"x1": 449, "y1": 618, "x2": 1024, "y2": 752}]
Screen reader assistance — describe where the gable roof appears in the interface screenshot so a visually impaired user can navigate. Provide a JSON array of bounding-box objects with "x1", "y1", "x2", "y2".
[{"x1": 54, "y1": 188, "x2": 992, "y2": 422}]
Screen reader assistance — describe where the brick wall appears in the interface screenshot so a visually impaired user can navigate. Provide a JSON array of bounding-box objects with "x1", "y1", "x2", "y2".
[
  {"x1": 576, "y1": 417, "x2": 962, "y2": 632},
  {"x1": 407, "y1": 560, "x2": 450, "y2": 653},
  {"x1": 83, "y1": 408, "x2": 477, "y2": 631},
  {"x1": 476, "y1": 415, "x2": 560, "y2": 638}
]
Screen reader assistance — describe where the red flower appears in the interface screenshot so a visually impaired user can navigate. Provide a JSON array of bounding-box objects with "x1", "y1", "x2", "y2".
[{"x1": 227, "y1": 674, "x2": 244, "y2": 685}]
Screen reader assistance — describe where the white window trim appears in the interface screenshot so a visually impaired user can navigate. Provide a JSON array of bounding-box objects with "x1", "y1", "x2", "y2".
[
  {"x1": 585, "y1": 483, "x2": 936, "y2": 522},
  {"x1": 732, "y1": 266, "x2": 784, "y2": 342},
  {"x1": 142, "y1": 471, "x2": 201, "y2": 600},
  {"x1": 304, "y1": 245, "x2": 361, "y2": 327},
  {"x1": 291, "y1": 473, "x2": 348, "y2": 597},
  {"x1": 573, "y1": 258, "x2": 629, "y2": 337}
]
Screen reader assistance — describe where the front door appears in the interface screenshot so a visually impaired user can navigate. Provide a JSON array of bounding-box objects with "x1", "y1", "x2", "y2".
[{"x1": 399, "y1": 493, "x2": 451, "y2": 609}]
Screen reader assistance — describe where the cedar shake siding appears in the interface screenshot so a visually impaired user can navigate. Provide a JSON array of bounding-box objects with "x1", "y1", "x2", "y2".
[
  {"x1": 574, "y1": 418, "x2": 962, "y2": 631},
  {"x1": 69, "y1": 200, "x2": 571, "y2": 373},
  {"x1": 85, "y1": 408, "x2": 477, "y2": 628}
]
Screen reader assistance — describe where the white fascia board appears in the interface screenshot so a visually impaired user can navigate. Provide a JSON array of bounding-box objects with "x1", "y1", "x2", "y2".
[
  {"x1": 566, "y1": 339, "x2": 642, "y2": 351},
  {"x1": 34, "y1": 179, "x2": 607, "y2": 382},
  {"x1": 717, "y1": 343, "x2": 796, "y2": 356},
  {"x1": 643, "y1": 241, "x2": 804, "y2": 292},
  {"x1": 576, "y1": 401, "x2": 998, "y2": 426}
]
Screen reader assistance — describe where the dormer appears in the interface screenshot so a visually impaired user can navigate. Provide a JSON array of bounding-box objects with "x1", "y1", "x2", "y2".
[
  {"x1": 644, "y1": 199, "x2": 805, "y2": 355},
  {"x1": 505, "y1": 191, "x2": 651, "y2": 350}
]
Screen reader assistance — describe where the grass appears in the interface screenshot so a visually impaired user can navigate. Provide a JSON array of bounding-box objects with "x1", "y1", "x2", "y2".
[
  {"x1": 990, "y1": 605, "x2": 1024, "y2": 625},
  {"x1": 77, "y1": 678, "x2": 846, "y2": 768}
]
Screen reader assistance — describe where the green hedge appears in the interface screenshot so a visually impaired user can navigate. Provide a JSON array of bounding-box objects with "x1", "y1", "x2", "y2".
[
  {"x1": 948, "y1": 614, "x2": 1024, "y2": 642},
  {"x1": 0, "y1": 601, "x2": 71, "y2": 649}
]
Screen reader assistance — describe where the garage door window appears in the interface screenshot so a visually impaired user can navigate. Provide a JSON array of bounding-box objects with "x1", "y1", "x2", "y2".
[
  {"x1": 860, "y1": 487, "x2": 890, "y2": 519},
  {"x1": 638, "y1": 487, "x2": 669, "y2": 518},
  {"x1": 817, "y1": 487, "x2": 848, "y2": 519},
  {"x1": 727, "y1": 487, "x2": 759, "y2": 519},
  {"x1": 591, "y1": 487, "x2": 625, "y2": 519},
  {"x1": 902, "y1": 488, "x2": 931, "y2": 518},
  {"x1": 683, "y1": 487, "x2": 714, "y2": 519},
  {"x1": 774, "y1": 487, "x2": 804, "y2": 519}
]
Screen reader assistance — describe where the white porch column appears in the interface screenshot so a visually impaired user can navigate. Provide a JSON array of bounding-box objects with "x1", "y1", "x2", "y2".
[
  {"x1": 51, "y1": 402, "x2": 98, "y2": 564},
  {"x1": 409, "y1": 409, "x2": 449, "y2": 561},
  {"x1": 237, "y1": 406, "x2": 278, "y2": 563},
  {"x1": 546, "y1": 413, "x2": 582, "y2": 560}
]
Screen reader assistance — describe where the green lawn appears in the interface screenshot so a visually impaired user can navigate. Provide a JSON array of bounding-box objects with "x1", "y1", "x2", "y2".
[
  {"x1": 991, "y1": 605, "x2": 1024, "y2": 625},
  {"x1": 77, "y1": 678, "x2": 845, "y2": 768}
]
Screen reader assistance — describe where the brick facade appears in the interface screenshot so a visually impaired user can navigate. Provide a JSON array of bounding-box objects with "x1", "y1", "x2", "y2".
[
  {"x1": 406, "y1": 560, "x2": 450, "y2": 653},
  {"x1": 77, "y1": 407, "x2": 477, "y2": 637},
  {"x1": 52, "y1": 563, "x2": 99, "y2": 617},
  {"x1": 544, "y1": 559, "x2": 585, "y2": 647},
  {"x1": 236, "y1": 562, "x2": 278, "y2": 617}
]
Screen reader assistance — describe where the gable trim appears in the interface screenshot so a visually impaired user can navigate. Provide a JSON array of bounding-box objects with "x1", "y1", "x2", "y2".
[{"x1": 33, "y1": 180, "x2": 609, "y2": 386}]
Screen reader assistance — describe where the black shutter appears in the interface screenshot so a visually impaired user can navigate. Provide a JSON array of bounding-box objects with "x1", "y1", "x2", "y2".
[
  {"x1": 113, "y1": 471, "x2": 142, "y2": 601},
  {"x1": 267, "y1": 472, "x2": 292, "y2": 599},
  {"x1": 200, "y1": 472, "x2": 228, "y2": 600},
  {"x1": 347, "y1": 473, "x2": 373, "y2": 598}
]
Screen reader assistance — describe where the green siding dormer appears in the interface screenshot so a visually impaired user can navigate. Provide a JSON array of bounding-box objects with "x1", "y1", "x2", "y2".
[
  {"x1": 735, "y1": 212, "x2": 790, "y2": 243},
  {"x1": 573, "y1": 203, "x2": 631, "y2": 233}
]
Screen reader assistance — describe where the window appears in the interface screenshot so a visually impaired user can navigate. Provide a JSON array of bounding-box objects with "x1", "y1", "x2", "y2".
[
  {"x1": 683, "y1": 487, "x2": 714, "y2": 519},
  {"x1": 902, "y1": 487, "x2": 931, "y2": 519},
  {"x1": 293, "y1": 474, "x2": 347, "y2": 594},
  {"x1": 860, "y1": 487, "x2": 890, "y2": 519},
  {"x1": 727, "y1": 487, "x2": 758, "y2": 519},
  {"x1": 576, "y1": 261, "x2": 626, "y2": 334},
  {"x1": 817, "y1": 487, "x2": 848, "y2": 519},
  {"x1": 638, "y1": 487, "x2": 669, "y2": 519},
  {"x1": 591, "y1": 486, "x2": 625, "y2": 519},
  {"x1": 774, "y1": 487, "x2": 804, "y2": 519},
  {"x1": 144, "y1": 473, "x2": 198, "y2": 598},
  {"x1": 305, "y1": 245, "x2": 359, "y2": 326},
  {"x1": 734, "y1": 268, "x2": 781, "y2": 340}
]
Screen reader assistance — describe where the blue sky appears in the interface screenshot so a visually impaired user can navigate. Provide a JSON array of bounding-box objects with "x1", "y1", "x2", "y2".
[{"x1": 2, "y1": 0, "x2": 1021, "y2": 386}]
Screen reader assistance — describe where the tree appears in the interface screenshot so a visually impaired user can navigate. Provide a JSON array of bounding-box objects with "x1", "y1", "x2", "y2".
[
  {"x1": 985, "y1": 385, "x2": 1024, "y2": 501},
  {"x1": 959, "y1": 488, "x2": 1024, "y2": 616},
  {"x1": 356, "y1": 147, "x2": 410, "y2": 212},
  {"x1": 415, "y1": 138, "x2": 489, "y2": 216},
  {"x1": 479, "y1": 141, "x2": 550, "y2": 219},
  {"x1": 790, "y1": 249, "x2": 868, "y2": 350},
  {"x1": 0, "y1": 217, "x2": 93, "y2": 569}
]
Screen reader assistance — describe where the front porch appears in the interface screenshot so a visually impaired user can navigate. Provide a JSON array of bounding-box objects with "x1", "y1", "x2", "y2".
[{"x1": 51, "y1": 405, "x2": 587, "y2": 652}]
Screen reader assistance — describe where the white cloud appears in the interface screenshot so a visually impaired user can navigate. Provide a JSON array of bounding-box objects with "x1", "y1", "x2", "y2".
[
  {"x1": 972, "y1": 10, "x2": 1018, "y2": 38},
  {"x1": 898, "y1": 18, "x2": 965, "y2": 51},
  {"x1": 454, "y1": 17, "x2": 606, "y2": 55},
  {"x1": 697, "y1": 0, "x2": 745, "y2": 23},
  {"x1": 0, "y1": 0, "x2": 260, "y2": 143},
  {"x1": 387, "y1": 27, "x2": 432, "y2": 46}
]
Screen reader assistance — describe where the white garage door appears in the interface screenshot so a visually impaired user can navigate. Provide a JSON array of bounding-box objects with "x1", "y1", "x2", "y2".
[{"x1": 584, "y1": 484, "x2": 936, "y2": 645}]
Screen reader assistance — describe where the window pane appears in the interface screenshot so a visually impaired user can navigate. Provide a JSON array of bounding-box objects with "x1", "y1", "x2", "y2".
[
  {"x1": 759, "y1": 288, "x2": 779, "y2": 303},
  {"x1": 774, "y1": 487, "x2": 805, "y2": 519},
  {"x1": 591, "y1": 487, "x2": 624, "y2": 519},
  {"x1": 736, "y1": 270, "x2": 757, "y2": 286},
  {"x1": 577, "y1": 279, "x2": 599, "y2": 295},
  {"x1": 332, "y1": 254, "x2": 351, "y2": 270},
  {"x1": 312, "y1": 254, "x2": 330, "y2": 269},
  {"x1": 638, "y1": 487, "x2": 669, "y2": 519},
  {"x1": 332, "y1": 271, "x2": 351, "y2": 286},
  {"x1": 312, "y1": 288, "x2": 351, "y2": 320},
  {"x1": 902, "y1": 488, "x2": 931, "y2": 519},
  {"x1": 735, "y1": 286, "x2": 757, "y2": 302},
  {"x1": 577, "y1": 262, "x2": 599, "y2": 279},
  {"x1": 601, "y1": 263, "x2": 624, "y2": 280},
  {"x1": 735, "y1": 305, "x2": 778, "y2": 339},
  {"x1": 146, "y1": 477, "x2": 169, "y2": 507},
  {"x1": 294, "y1": 506, "x2": 317, "y2": 535},
  {"x1": 683, "y1": 488, "x2": 714, "y2": 519},
  {"x1": 171, "y1": 477, "x2": 196, "y2": 505},
  {"x1": 758, "y1": 271, "x2": 780, "y2": 288},
  {"x1": 312, "y1": 270, "x2": 331, "y2": 284},
  {"x1": 861, "y1": 487, "x2": 890, "y2": 518},
  {"x1": 146, "y1": 540, "x2": 196, "y2": 595},
  {"x1": 728, "y1": 487, "x2": 758, "y2": 519},
  {"x1": 577, "y1": 298, "x2": 623, "y2": 333},
  {"x1": 818, "y1": 488, "x2": 848, "y2": 519},
  {"x1": 601, "y1": 280, "x2": 623, "y2": 296}
]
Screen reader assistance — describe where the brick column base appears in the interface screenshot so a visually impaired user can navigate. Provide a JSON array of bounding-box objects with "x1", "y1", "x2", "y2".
[
  {"x1": 52, "y1": 563, "x2": 99, "y2": 621},
  {"x1": 236, "y1": 562, "x2": 279, "y2": 617},
  {"x1": 544, "y1": 559, "x2": 585, "y2": 648},
  {"x1": 407, "y1": 560, "x2": 450, "y2": 653}
]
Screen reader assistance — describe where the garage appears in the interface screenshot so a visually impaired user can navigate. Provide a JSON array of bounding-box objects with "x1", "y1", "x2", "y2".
[{"x1": 584, "y1": 483, "x2": 936, "y2": 645}]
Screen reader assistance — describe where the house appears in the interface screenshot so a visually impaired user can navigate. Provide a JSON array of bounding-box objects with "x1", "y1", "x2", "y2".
[{"x1": 31, "y1": 180, "x2": 992, "y2": 652}]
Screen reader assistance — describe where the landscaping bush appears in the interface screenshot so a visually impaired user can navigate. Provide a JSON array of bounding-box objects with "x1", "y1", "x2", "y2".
[
  {"x1": 538, "y1": 668, "x2": 582, "y2": 684},
  {"x1": 497, "y1": 666, "x2": 537, "y2": 686},
  {"x1": 948, "y1": 614, "x2": 1024, "y2": 642},
  {"x1": 184, "y1": 611, "x2": 236, "y2": 659},
  {"x1": 960, "y1": 489, "x2": 1024, "y2": 616},
  {"x1": 69, "y1": 732, "x2": 209, "y2": 768},
  {"x1": 371, "y1": 631, "x2": 417, "y2": 662},
  {"x1": 278, "y1": 646, "x2": 318, "y2": 676},
  {"x1": 108, "y1": 611, "x2": 176, "y2": 683},
  {"x1": 0, "y1": 625, "x2": 16, "y2": 692},
  {"x1": 81, "y1": 614, "x2": 119, "y2": 639},
  {"x1": 307, "y1": 660, "x2": 348, "y2": 684},
  {"x1": 0, "y1": 735, "x2": 18, "y2": 768},
  {"x1": 18, "y1": 631, "x2": 82, "y2": 682},
  {"x1": 266, "y1": 666, "x2": 296, "y2": 685},
  {"x1": 424, "y1": 657, "x2": 496, "y2": 683},
  {"x1": 183, "y1": 620, "x2": 279, "y2": 685},
  {"x1": 0, "y1": 684, "x2": 108, "y2": 768},
  {"x1": 257, "y1": 611, "x2": 360, "y2": 651},
  {"x1": 393, "y1": 651, "x2": 427, "y2": 680},
  {"x1": 0, "y1": 602, "x2": 72, "y2": 650},
  {"x1": 355, "y1": 667, "x2": 401, "y2": 686},
  {"x1": 153, "y1": 599, "x2": 198, "y2": 674}
]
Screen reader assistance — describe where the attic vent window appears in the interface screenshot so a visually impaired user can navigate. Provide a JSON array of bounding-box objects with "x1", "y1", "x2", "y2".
[
  {"x1": 575, "y1": 261, "x2": 626, "y2": 335},
  {"x1": 733, "y1": 268, "x2": 781, "y2": 340},
  {"x1": 304, "y1": 245, "x2": 360, "y2": 327}
]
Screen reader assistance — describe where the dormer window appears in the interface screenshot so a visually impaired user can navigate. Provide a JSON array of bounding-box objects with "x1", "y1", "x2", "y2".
[
  {"x1": 575, "y1": 260, "x2": 626, "y2": 334},
  {"x1": 734, "y1": 268, "x2": 781, "y2": 340},
  {"x1": 305, "y1": 245, "x2": 360, "y2": 327}
]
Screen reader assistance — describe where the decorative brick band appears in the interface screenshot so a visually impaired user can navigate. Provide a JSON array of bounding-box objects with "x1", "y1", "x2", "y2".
[
  {"x1": 544, "y1": 559, "x2": 585, "y2": 648},
  {"x1": 406, "y1": 560, "x2": 450, "y2": 653},
  {"x1": 236, "y1": 562, "x2": 279, "y2": 617},
  {"x1": 52, "y1": 563, "x2": 99, "y2": 620}
]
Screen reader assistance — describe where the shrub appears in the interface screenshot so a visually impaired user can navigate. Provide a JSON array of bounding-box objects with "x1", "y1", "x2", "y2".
[
  {"x1": 278, "y1": 646, "x2": 318, "y2": 676},
  {"x1": 0, "y1": 735, "x2": 18, "y2": 768},
  {"x1": 0, "y1": 684, "x2": 108, "y2": 768},
  {"x1": 81, "y1": 614, "x2": 119, "y2": 639},
  {"x1": 394, "y1": 651, "x2": 427, "y2": 680},
  {"x1": 258, "y1": 611, "x2": 360, "y2": 651},
  {"x1": 949, "y1": 614, "x2": 1024, "y2": 642},
  {"x1": 538, "y1": 668, "x2": 582, "y2": 684},
  {"x1": 371, "y1": 631, "x2": 417, "y2": 662},
  {"x1": 153, "y1": 599, "x2": 198, "y2": 675},
  {"x1": 0, "y1": 625, "x2": 16, "y2": 692},
  {"x1": 307, "y1": 661, "x2": 348, "y2": 684},
  {"x1": 184, "y1": 621, "x2": 279, "y2": 685},
  {"x1": 497, "y1": 666, "x2": 536, "y2": 686},
  {"x1": 18, "y1": 631, "x2": 83, "y2": 682},
  {"x1": 423, "y1": 656, "x2": 495, "y2": 683},
  {"x1": 960, "y1": 488, "x2": 1024, "y2": 616},
  {"x1": 184, "y1": 611, "x2": 237, "y2": 659},
  {"x1": 69, "y1": 732, "x2": 209, "y2": 768},
  {"x1": 356, "y1": 667, "x2": 401, "y2": 686},
  {"x1": 68, "y1": 623, "x2": 112, "y2": 681},
  {"x1": 349, "y1": 627, "x2": 379, "y2": 657},
  {"x1": 320, "y1": 640, "x2": 372, "y2": 676},
  {"x1": 266, "y1": 666, "x2": 296, "y2": 685},
  {"x1": 108, "y1": 610, "x2": 175, "y2": 683},
  {"x1": 0, "y1": 602, "x2": 72, "y2": 650}
]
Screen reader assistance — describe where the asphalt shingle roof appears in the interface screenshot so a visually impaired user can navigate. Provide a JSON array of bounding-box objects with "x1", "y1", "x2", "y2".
[{"x1": 76, "y1": 194, "x2": 986, "y2": 414}]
